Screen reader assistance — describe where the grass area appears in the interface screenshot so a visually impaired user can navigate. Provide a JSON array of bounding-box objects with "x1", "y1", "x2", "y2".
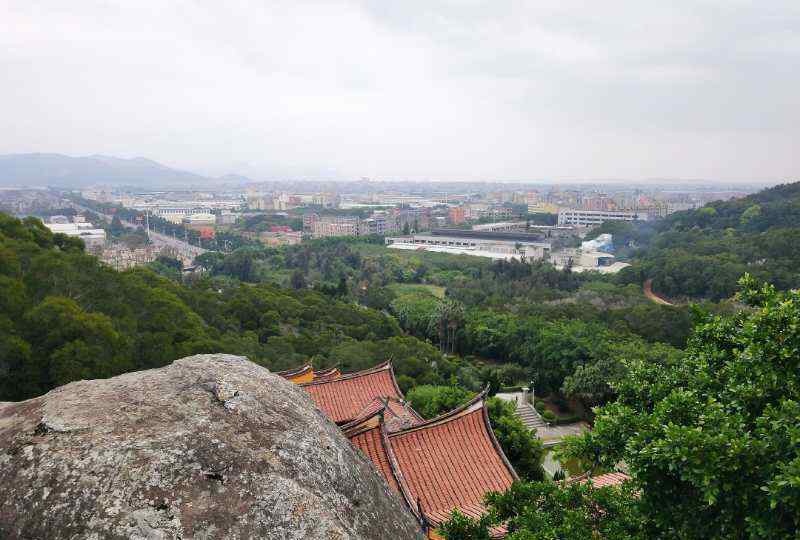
[{"x1": 388, "y1": 283, "x2": 447, "y2": 299}]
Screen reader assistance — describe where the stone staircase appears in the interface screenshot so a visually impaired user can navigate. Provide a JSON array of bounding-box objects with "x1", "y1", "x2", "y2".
[{"x1": 514, "y1": 397, "x2": 547, "y2": 431}]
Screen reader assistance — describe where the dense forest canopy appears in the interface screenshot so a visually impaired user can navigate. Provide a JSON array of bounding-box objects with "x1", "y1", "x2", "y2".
[
  {"x1": 443, "y1": 276, "x2": 800, "y2": 539},
  {"x1": 594, "y1": 181, "x2": 800, "y2": 300}
]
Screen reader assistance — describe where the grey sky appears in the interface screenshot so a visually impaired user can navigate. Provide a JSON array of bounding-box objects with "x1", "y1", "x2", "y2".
[{"x1": 1, "y1": 0, "x2": 798, "y2": 182}]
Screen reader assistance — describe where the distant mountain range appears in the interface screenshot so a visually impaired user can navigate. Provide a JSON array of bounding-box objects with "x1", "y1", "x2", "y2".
[{"x1": 0, "y1": 153, "x2": 253, "y2": 188}]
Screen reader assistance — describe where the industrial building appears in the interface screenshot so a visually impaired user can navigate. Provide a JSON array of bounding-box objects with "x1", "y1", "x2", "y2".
[
  {"x1": 45, "y1": 222, "x2": 107, "y2": 252},
  {"x1": 385, "y1": 228, "x2": 551, "y2": 262}
]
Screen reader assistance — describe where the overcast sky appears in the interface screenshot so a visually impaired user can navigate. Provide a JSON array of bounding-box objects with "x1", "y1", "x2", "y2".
[{"x1": 1, "y1": 1, "x2": 798, "y2": 182}]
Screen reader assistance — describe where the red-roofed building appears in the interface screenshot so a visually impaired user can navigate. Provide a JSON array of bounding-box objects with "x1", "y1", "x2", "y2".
[
  {"x1": 276, "y1": 363, "x2": 314, "y2": 384},
  {"x1": 300, "y1": 362, "x2": 409, "y2": 425},
  {"x1": 313, "y1": 366, "x2": 342, "y2": 382},
  {"x1": 345, "y1": 391, "x2": 517, "y2": 539},
  {"x1": 573, "y1": 471, "x2": 631, "y2": 488}
]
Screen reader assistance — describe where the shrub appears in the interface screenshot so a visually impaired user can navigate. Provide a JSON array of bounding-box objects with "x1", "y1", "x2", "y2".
[{"x1": 541, "y1": 410, "x2": 557, "y2": 423}]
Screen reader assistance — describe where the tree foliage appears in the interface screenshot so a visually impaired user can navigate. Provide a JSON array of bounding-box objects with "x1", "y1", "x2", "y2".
[{"x1": 564, "y1": 275, "x2": 800, "y2": 539}]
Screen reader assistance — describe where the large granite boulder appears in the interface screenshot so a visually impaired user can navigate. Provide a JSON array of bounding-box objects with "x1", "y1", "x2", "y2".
[{"x1": 0, "y1": 354, "x2": 424, "y2": 539}]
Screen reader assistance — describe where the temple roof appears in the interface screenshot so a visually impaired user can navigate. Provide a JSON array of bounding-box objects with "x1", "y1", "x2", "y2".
[
  {"x1": 345, "y1": 391, "x2": 517, "y2": 537},
  {"x1": 571, "y1": 471, "x2": 631, "y2": 488},
  {"x1": 353, "y1": 396, "x2": 424, "y2": 433},
  {"x1": 275, "y1": 363, "x2": 314, "y2": 384},
  {"x1": 313, "y1": 366, "x2": 342, "y2": 382},
  {"x1": 342, "y1": 410, "x2": 406, "y2": 496},
  {"x1": 388, "y1": 392, "x2": 518, "y2": 530},
  {"x1": 300, "y1": 361, "x2": 406, "y2": 424}
]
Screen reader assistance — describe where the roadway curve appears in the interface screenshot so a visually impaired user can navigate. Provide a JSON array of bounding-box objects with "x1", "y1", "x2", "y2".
[{"x1": 643, "y1": 279, "x2": 674, "y2": 306}]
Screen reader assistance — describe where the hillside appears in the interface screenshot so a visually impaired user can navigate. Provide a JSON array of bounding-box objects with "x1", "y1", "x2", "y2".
[
  {"x1": 0, "y1": 153, "x2": 246, "y2": 188},
  {"x1": 0, "y1": 213, "x2": 453, "y2": 402},
  {"x1": 588, "y1": 181, "x2": 800, "y2": 301}
]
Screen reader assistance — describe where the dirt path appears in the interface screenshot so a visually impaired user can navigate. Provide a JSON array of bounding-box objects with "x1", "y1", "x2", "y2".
[{"x1": 644, "y1": 279, "x2": 674, "y2": 306}]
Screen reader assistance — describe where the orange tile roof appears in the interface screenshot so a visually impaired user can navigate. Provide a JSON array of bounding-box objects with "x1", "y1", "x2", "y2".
[
  {"x1": 300, "y1": 362, "x2": 405, "y2": 424},
  {"x1": 343, "y1": 411, "x2": 404, "y2": 496},
  {"x1": 352, "y1": 396, "x2": 424, "y2": 433},
  {"x1": 579, "y1": 471, "x2": 631, "y2": 488},
  {"x1": 345, "y1": 391, "x2": 517, "y2": 537},
  {"x1": 388, "y1": 393, "x2": 518, "y2": 531},
  {"x1": 276, "y1": 364, "x2": 314, "y2": 384}
]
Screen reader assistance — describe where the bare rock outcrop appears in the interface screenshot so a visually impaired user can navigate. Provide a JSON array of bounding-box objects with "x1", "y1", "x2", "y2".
[{"x1": 0, "y1": 354, "x2": 424, "y2": 539}]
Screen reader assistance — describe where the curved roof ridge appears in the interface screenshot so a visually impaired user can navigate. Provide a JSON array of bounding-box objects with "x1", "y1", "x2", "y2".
[
  {"x1": 275, "y1": 363, "x2": 313, "y2": 377},
  {"x1": 388, "y1": 386, "x2": 489, "y2": 436},
  {"x1": 341, "y1": 405, "x2": 386, "y2": 435},
  {"x1": 299, "y1": 360, "x2": 392, "y2": 387},
  {"x1": 383, "y1": 396, "x2": 425, "y2": 423},
  {"x1": 343, "y1": 408, "x2": 423, "y2": 526},
  {"x1": 379, "y1": 418, "x2": 421, "y2": 522}
]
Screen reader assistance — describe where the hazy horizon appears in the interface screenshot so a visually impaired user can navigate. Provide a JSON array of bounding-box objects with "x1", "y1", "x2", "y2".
[{"x1": 2, "y1": 1, "x2": 798, "y2": 183}]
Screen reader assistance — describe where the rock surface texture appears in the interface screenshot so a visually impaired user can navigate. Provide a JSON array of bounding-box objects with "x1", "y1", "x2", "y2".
[{"x1": 0, "y1": 354, "x2": 424, "y2": 540}]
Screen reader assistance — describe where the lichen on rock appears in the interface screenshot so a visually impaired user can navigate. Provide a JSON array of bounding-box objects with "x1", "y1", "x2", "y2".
[{"x1": 0, "y1": 354, "x2": 424, "y2": 539}]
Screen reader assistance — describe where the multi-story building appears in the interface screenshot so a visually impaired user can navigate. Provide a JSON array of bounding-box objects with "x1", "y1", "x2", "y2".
[
  {"x1": 303, "y1": 212, "x2": 319, "y2": 232},
  {"x1": 557, "y1": 209, "x2": 648, "y2": 227},
  {"x1": 311, "y1": 193, "x2": 340, "y2": 208},
  {"x1": 311, "y1": 216, "x2": 361, "y2": 238},
  {"x1": 448, "y1": 206, "x2": 466, "y2": 225}
]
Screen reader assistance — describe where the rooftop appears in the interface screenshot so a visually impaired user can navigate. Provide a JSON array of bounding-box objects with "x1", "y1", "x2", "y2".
[
  {"x1": 300, "y1": 361, "x2": 406, "y2": 424},
  {"x1": 345, "y1": 391, "x2": 517, "y2": 537}
]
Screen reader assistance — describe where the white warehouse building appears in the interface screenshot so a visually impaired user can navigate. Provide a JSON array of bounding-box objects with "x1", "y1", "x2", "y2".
[{"x1": 385, "y1": 229, "x2": 550, "y2": 262}]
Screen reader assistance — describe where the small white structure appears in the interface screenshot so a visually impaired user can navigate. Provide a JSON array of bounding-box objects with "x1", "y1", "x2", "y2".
[
  {"x1": 581, "y1": 233, "x2": 613, "y2": 253},
  {"x1": 45, "y1": 222, "x2": 107, "y2": 251}
]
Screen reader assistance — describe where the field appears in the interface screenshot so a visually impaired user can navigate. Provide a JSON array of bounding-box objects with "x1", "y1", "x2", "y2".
[{"x1": 388, "y1": 283, "x2": 447, "y2": 299}]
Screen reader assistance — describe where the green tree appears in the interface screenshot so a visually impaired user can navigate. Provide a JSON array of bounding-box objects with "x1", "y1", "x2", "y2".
[
  {"x1": 405, "y1": 385, "x2": 473, "y2": 419},
  {"x1": 439, "y1": 481, "x2": 645, "y2": 540},
  {"x1": 564, "y1": 275, "x2": 800, "y2": 539},
  {"x1": 486, "y1": 397, "x2": 545, "y2": 481}
]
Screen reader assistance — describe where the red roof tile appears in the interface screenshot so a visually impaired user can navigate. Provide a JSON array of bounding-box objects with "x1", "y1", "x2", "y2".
[
  {"x1": 580, "y1": 471, "x2": 631, "y2": 488},
  {"x1": 344, "y1": 413, "x2": 401, "y2": 493},
  {"x1": 388, "y1": 393, "x2": 518, "y2": 530},
  {"x1": 300, "y1": 362, "x2": 404, "y2": 424},
  {"x1": 352, "y1": 397, "x2": 424, "y2": 433}
]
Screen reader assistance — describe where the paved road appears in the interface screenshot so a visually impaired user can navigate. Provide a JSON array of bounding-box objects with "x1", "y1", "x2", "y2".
[{"x1": 70, "y1": 202, "x2": 209, "y2": 260}]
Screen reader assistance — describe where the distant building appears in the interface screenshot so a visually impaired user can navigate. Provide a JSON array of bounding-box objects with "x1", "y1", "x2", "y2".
[
  {"x1": 182, "y1": 213, "x2": 216, "y2": 228},
  {"x1": 311, "y1": 216, "x2": 360, "y2": 238},
  {"x1": 216, "y1": 212, "x2": 239, "y2": 226},
  {"x1": 45, "y1": 222, "x2": 106, "y2": 252},
  {"x1": 260, "y1": 230, "x2": 303, "y2": 247},
  {"x1": 303, "y1": 212, "x2": 319, "y2": 232},
  {"x1": 386, "y1": 228, "x2": 550, "y2": 262},
  {"x1": 528, "y1": 202, "x2": 560, "y2": 214},
  {"x1": 557, "y1": 209, "x2": 648, "y2": 227},
  {"x1": 311, "y1": 192, "x2": 340, "y2": 208},
  {"x1": 472, "y1": 221, "x2": 526, "y2": 232},
  {"x1": 448, "y1": 206, "x2": 466, "y2": 225}
]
